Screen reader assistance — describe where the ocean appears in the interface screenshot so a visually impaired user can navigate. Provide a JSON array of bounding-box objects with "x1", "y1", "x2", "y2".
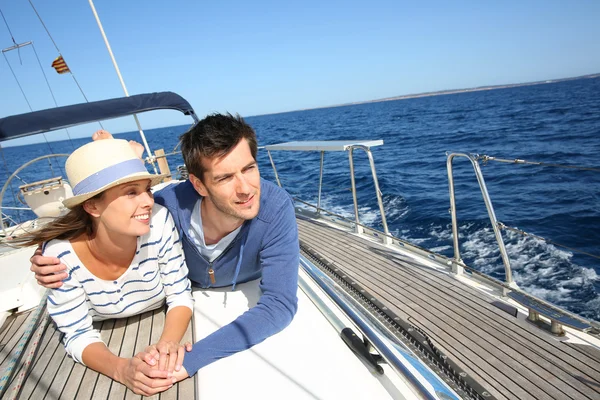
[{"x1": 1, "y1": 77, "x2": 599, "y2": 320}]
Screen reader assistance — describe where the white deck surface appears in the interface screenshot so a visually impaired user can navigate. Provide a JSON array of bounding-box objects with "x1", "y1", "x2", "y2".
[
  {"x1": 192, "y1": 274, "x2": 406, "y2": 400},
  {"x1": 0, "y1": 246, "x2": 44, "y2": 315}
]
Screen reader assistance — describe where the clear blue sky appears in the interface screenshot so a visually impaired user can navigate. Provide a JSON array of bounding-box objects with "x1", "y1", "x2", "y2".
[{"x1": 1, "y1": 0, "x2": 599, "y2": 146}]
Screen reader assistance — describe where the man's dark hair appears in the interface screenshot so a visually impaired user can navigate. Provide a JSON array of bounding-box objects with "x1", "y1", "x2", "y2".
[{"x1": 180, "y1": 113, "x2": 258, "y2": 181}]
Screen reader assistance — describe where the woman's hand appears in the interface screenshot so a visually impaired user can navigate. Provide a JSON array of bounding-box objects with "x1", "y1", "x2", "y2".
[
  {"x1": 143, "y1": 341, "x2": 192, "y2": 373},
  {"x1": 115, "y1": 354, "x2": 175, "y2": 396}
]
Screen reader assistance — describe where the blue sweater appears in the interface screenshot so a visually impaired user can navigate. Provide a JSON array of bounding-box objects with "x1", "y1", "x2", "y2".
[{"x1": 154, "y1": 178, "x2": 299, "y2": 375}]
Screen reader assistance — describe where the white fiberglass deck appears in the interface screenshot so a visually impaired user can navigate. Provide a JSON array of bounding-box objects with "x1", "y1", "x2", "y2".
[
  {"x1": 191, "y1": 273, "x2": 415, "y2": 399},
  {"x1": 0, "y1": 246, "x2": 45, "y2": 321}
]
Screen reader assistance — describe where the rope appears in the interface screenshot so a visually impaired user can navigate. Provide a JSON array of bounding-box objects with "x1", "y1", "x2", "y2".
[
  {"x1": 498, "y1": 222, "x2": 600, "y2": 261},
  {"x1": 0, "y1": 292, "x2": 49, "y2": 398},
  {"x1": 479, "y1": 155, "x2": 600, "y2": 172},
  {"x1": 3, "y1": 314, "x2": 49, "y2": 400},
  {"x1": 154, "y1": 150, "x2": 182, "y2": 159}
]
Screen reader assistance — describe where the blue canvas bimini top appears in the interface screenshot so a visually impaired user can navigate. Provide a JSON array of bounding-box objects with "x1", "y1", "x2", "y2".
[{"x1": 0, "y1": 91, "x2": 196, "y2": 142}]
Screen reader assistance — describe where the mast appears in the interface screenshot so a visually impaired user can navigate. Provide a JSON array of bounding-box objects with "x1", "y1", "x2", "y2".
[{"x1": 88, "y1": 0, "x2": 158, "y2": 173}]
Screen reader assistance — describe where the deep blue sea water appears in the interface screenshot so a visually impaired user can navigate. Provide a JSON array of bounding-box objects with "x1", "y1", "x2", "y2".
[{"x1": 2, "y1": 77, "x2": 599, "y2": 320}]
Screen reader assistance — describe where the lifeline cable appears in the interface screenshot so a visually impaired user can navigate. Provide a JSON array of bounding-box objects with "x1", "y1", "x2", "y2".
[
  {"x1": 479, "y1": 154, "x2": 600, "y2": 172},
  {"x1": 498, "y1": 222, "x2": 600, "y2": 261},
  {"x1": 294, "y1": 197, "x2": 599, "y2": 330}
]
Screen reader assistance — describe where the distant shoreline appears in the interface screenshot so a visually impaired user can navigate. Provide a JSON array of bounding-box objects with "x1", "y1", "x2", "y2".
[{"x1": 259, "y1": 73, "x2": 600, "y2": 116}]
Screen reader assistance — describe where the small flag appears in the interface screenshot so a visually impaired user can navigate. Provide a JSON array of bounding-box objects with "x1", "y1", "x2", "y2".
[{"x1": 51, "y1": 55, "x2": 70, "y2": 74}]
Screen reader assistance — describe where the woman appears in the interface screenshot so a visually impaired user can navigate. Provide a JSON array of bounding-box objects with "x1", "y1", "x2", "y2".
[{"x1": 19, "y1": 139, "x2": 193, "y2": 396}]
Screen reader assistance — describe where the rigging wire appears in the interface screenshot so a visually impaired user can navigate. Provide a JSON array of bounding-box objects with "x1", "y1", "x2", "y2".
[
  {"x1": 0, "y1": 146, "x2": 21, "y2": 223},
  {"x1": 1, "y1": 6, "x2": 66, "y2": 219},
  {"x1": 28, "y1": 0, "x2": 104, "y2": 130},
  {"x1": 27, "y1": 0, "x2": 60, "y2": 52},
  {"x1": 0, "y1": 8, "x2": 16, "y2": 43},
  {"x1": 471, "y1": 154, "x2": 600, "y2": 257},
  {"x1": 0, "y1": 37, "x2": 29, "y2": 222},
  {"x1": 2, "y1": 52, "x2": 33, "y2": 110},
  {"x1": 30, "y1": 43, "x2": 75, "y2": 150},
  {"x1": 1, "y1": 52, "x2": 59, "y2": 224},
  {"x1": 1, "y1": 8, "x2": 59, "y2": 158},
  {"x1": 2, "y1": 51, "x2": 63, "y2": 167},
  {"x1": 0, "y1": 7, "x2": 21, "y2": 63}
]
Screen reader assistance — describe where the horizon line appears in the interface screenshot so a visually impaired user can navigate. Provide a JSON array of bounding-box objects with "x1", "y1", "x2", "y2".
[
  {"x1": 248, "y1": 72, "x2": 600, "y2": 118},
  {"x1": 3, "y1": 72, "x2": 598, "y2": 148}
]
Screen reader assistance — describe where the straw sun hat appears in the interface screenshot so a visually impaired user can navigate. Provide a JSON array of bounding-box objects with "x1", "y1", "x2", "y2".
[{"x1": 62, "y1": 139, "x2": 166, "y2": 209}]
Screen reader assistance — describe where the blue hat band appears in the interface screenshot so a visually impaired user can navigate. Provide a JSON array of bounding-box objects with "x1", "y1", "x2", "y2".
[{"x1": 73, "y1": 158, "x2": 148, "y2": 196}]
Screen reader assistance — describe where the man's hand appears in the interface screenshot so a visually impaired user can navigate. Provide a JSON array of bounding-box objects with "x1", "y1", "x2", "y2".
[
  {"x1": 140, "y1": 352, "x2": 190, "y2": 384},
  {"x1": 143, "y1": 341, "x2": 192, "y2": 373},
  {"x1": 30, "y1": 246, "x2": 67, "y2": 289},
  {"x1": 172, "y1": 363, "x2": 190, "y2": 382},
  {"x1": 115, "y1": 354, "x2": 175, "y2": 396}
]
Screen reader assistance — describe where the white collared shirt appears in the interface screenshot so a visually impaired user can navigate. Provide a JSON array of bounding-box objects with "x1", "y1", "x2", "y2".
[{"x1": 188, "y1": 198, "x2": 241, "y2": 262}]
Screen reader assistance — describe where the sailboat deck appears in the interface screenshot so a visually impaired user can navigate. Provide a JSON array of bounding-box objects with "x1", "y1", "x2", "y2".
[
  {"x1": 0, "y1": 306, "x2": 195, "y2": 400},
  {"x1": 297, "y1": 216, "x2": 600, "y2": 400},
  {"x1": 2, "y1": 216, "x2": 599, "y2": 400}
]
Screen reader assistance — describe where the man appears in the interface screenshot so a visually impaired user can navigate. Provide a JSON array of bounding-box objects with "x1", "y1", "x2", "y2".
[{"x1": 31, "y1": 113, "x2": 299, "y2": 382}]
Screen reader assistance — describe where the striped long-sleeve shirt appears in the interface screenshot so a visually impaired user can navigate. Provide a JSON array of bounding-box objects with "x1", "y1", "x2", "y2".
[{"x1": 43, "y1": 204, "x2": 194, "y2": 365}]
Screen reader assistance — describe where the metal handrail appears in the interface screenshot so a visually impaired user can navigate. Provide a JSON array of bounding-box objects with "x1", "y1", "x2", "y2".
[
  {"x1": 446, "y1": 153, "x2": 514, "y2": 287},
  {"x1": 266, "y1": 144, "x2": 390, "y2": 239},
  {"x1": 299, "y1": 256, "x2": 461, "y2": 400},
  {"x1": 347, "y1": 145, "x2": 390, "y2": 238}
]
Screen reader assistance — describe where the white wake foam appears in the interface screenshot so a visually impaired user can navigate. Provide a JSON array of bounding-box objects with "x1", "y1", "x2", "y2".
[
  {"x1": 296, "y1": 193, "x2": 599, "y2": 318},
  {"x1": 461, "y1": 226, "x2": 598, "y2": 315}
]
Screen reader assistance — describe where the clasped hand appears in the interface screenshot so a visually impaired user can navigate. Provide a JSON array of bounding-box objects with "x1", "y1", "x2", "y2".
[
  {"x1": 118, "y1": 341, "x2": 191, "y2": 396},
  {"x1": 143, "y1": 339, "x2": 193, "y2": 373}
]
